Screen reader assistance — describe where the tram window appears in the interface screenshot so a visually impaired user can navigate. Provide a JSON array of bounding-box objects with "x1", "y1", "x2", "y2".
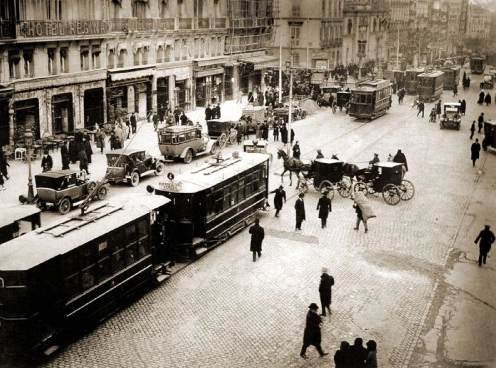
[
  {"x1": 125, "y1": 244, "x2": 137, "y2": 265},
  {"x1": 111, "y1": 250, "x2": 125, "y2": 272},
  {"x1": 137, "y1": 219, "x2": 149, "y2": 258},
  {"x1": 81, "y1": 265, "x2": 96, "y2": 290},
  {"x1": 138, "y1": 219, "x2": 148, "y2": 239},
  {"x1": 80, "y1": 244, "x2": 95, "y2": 269},
  {"x1": 97, "y1": 240, "x2": 109, "y2": 259},
  {"x1": 230, "y1": 183, "x2": 238, "y2": 205},
  {"x1": 223, "y1": 187, "x2": 231, "y2": 211},
  {"x1": 3, "y1": 272, "x2": 25, "y2": 287},
  {"x1": 97, "y1": 259, "x2": 111, "y2": 281},
  {"x1": 64, "y1": 274, "x2": 80, "y2": 299},
  {"x1": 245, "y1": 176, "x2": 253, "y2": 197},
  {"x1": 63, "y1": 250, "x2": 80, "y2": 276},
  {"x1": 214, "y1": 190, "x2": 223, "y2": 214},
  {"x1": 238, "y1": 178, "x2": 245, "y2": 200},
  {"x1": 125, "y1": 224, "x2": 137, "y2": 244},
  {"x1": 252, "y1": 173, "x2": 259, "y2": 192}
]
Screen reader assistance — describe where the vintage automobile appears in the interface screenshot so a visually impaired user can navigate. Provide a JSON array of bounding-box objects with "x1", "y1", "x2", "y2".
[
  {"x1": 158, "y1": 125, "x2": 218, "y2": 164},
  {"x1": 207, "y1": 119, "x2": 237, "y2": 148},
  {"x1": 274, "y1": 105, "x2": 307, "y2": 122},
  {"x1": 336, "y1": 91, "x2": 351, "y2": 112},
  {"x1": 34, "y1": 170, "x2": 108, "y2": 214},
  {"x1": 480, "y1": 74, "x2": 494, "y2": 89},
  {"x1": 105, "y1": 149, "x2": 166, "y2": 186},
  {"x1": 440, "y1": 102, "x2": 462, "y2": 130},
  {"x1": 317, "y1": 85, "x2": 342, "y2": 107}
]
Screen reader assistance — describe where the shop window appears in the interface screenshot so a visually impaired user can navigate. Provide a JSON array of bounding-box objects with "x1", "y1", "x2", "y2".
[
  {"x1": 118, "y1": 49, "x2": 126, "y2": 68},
  {"x1": 358, "y1": 41, "x2": 366, "y2": 55},
  {"x1": 92, "y1": 46, "x2": 101, "y2": 69},
  {"x1": 60, "y1": 48, "x2": 68, "y2": 73},
  {"x1": 48, "y1": 48, "x2": 56, "y2": 75},
  {"x1": 80, "y1": 46, "x2": 90, "y2": 71},
  {"x1": 8, "y1": 51, "x2": 20, "y2": 79}
]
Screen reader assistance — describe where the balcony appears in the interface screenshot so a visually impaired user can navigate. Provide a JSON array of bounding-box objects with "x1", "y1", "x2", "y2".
[
  {"x1": 0, "y1": 19, "x2": 15, "y2": 39},
  {"x1": 111, "y1": 18, "x2": 174, "y2": 32}
]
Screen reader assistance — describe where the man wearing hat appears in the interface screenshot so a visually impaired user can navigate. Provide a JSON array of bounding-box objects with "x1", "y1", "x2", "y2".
[
  {"x1": 369, "y1": 153, "x2": 380, "y2": 179},
  {"x1": 316, "y1": 191, "x2": 332, "y2": 228},
  {"x1": 316, "y1": 149, "x2": 324, "y2": 159},
  {"x1": 474, "y1": 225, "x2": 495, "y2": 266},
  {"x1": 294, "y1": 192, "x2": 306, "y2": 231},
  {"x1": 300, "y1": 303, "x2": 328, "y2": 359},
  {"x1": 249, "y1": 218, "x2": 265, "y2": 262},
  {"x1": 270, "y1": 185, "x2": 287, "y2": 217},
  {"x1": 319, "y1": 268, "x2": 334, "y2": 316}
]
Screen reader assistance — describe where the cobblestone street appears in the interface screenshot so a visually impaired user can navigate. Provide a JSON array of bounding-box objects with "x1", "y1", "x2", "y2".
[{"x1": 2, "y1": 70, "x2": 492, "y2": 368}]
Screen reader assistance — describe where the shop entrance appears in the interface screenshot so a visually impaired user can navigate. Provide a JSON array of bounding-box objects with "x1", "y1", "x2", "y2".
[
  {"x1": 14, "y1": 98, "x2": 40, "y2": 140},
  {"x1": 84, "y1": 88, "x2": 104, "y2": 129},
  {"x1": 52, "y1": 93, "x2": 74, "y2": 134}
]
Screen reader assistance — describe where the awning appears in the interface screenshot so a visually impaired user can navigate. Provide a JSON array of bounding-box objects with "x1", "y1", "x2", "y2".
[
  {"x1": 109, "y1": 67, "x2": 154, "y2": 82},
  {"x1": 311, "y1": 72, "x2": 325, "y2": 85},
  {"x1": 194, "y1": 56, "x2": 230, "y2": 67},
  {"x1": 195, "y1": 67, "x2": 224, "y2": 78},
  {"x1": 239, "y1": 55, "x2": 280, "y2": 71}
]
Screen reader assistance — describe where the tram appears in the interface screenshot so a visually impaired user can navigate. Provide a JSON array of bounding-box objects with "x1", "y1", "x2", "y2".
[
  {"x1": 0, "y1": 195, "x2": 171, "y2": 362},
  {"x1": 0, "y1": 205, "x2": 41, "y2": 245},
  {"x1": 482, "y1": 120, "x2": 496, "y2": 151},
  {"x1": 470, "y1": 56, "x2": 485, "y2": 74},
  {"x1": 154, "y1": 152, "x2": 269, "y2": 261},
  {"x1": 417, "y1": 71, "x2": 444, "y2": 102},
  {"x1": 404, "y1": 67, "x2": 424, "y2": 94},
  {"x1": 441, "y1": 66, "x2": 461, "y2": 90},
  {"x1": 349, "y1": 79, "x2": 392, "y2": 120}
]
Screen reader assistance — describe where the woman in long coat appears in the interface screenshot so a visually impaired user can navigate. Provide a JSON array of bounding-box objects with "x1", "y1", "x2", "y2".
[
  {"x1": 96, "y1": 129, "x2": 106, "y2": 153},
  {"x1": 61, "y1": 145, "x2": 70, "y2": 170},
  {"x1": 484, "y1": 93, "x2": 492, "y2": 106},
  {"x1": 300, "y1": 303, "x2": 327, "y2": 359}
]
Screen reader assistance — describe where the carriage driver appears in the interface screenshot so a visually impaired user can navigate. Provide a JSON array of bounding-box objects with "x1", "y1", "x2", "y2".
[{"x1": 368, "y1": 153, "x2": 380, "y2": 180}]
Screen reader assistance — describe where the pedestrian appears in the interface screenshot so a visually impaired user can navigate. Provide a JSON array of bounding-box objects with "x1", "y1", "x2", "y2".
[
  {"x1": 299, "y1": 303, "x2": 328, "y2": 359},
  {"x1": 349, "y1": 337, "x2": 368, "y2": 367},
  {"x1": 83, "y1": 136, "x2": 93, "y2": 164},
  {"x1": 205, "y1": 104, "x2": 212, "y2": 121},
  {"x1": 436, "y1": 100, "x2": 442, "y2": 119},
  {"x1": 352, "y1": 191, "x2": 375, "y2": 233},
  {"x1": 0, "y1": 150, "x2": 9, "y2": 180},
  {"x1": 61, "y1": 145, "x2": 70, "y2": 170},
  {"x1": 478, "y1": 113, "x2": 484, "y2": 133},
  {"x1": 365, "y1": 340, "x2": 378, "y2": 368},
  {"x1": 292, "y1": 141, "x2": 301, "y2": 159},
  {"x1": 273, "y1": 122, "x2": 279, "y2": 141},
  {"x1": 180, "y1": 111, "x2": 188, "y2": 125},
  {"x1": 317, "y1": 191, "x2": 332, "y2": 228},
  {"x1": 484, "y1": 93, "x2": 492, "y2": 106},
  {"x1": 78, "y1": 148, "x2": 89, "y2": 175},
  {"x1": 125, "y1": 117, "x2": 131, "y2": 138},
  {"x1": 248, "y1": 218, "x2": 264, "y2": 262},
  {"x1": 41, "y1": 150, "x2": 53, "y2": 172},
  {"x1": 474, "y1": 225, "x2": 495, "y2": 267},
  {"x1": 294, "y1": 192, "x2": 306, "y2": 231},
  {"x1": 470, "y1": 121, "x2": 476, "y2": 140},
  {"x1": 96, "y1": 129, "x2": 106, "y2": 153},
  {"x1": 417, "y1": 101, "x2": 424, "y2": 117},
  {"x1": 461, "y1": 99, "x2": 466, "y2": 115},
  {"x1": 153, "y1": 112, "x2": 159, "y2": 131},
  {"x1": 109, "y1": 131, "x2": 120, "y2": 150},
  {"x1": 319, "y1": 267, "x2": 334, "y2": 316},
  {"x1": 68, "y1": 138, "x2": 79, "y2": 163},
  {"x1": 334, "y1": 341, "x2": 351, "y2": 368},
  {"x1": 236, "y1": 123, "x2": 243, "y2": 144},
  {"x1": 393, "y1": 149, "x2": 408, "y2": 178},
  {"x1": 114, "y1": 124, "x2": 125, "y2": 148},
  {"x1": 316, "y1": 149, "x2": 324, "y2": 159},
  {"x1": 290, "y1": 128, "x2": 295, "y2": 144},
  {"x1": 453, "y1": 83, "x2": 458, "y2": 96},
  {"x1": 173, "y1": 107, "x2": 180, "y2": 124},
  {"x1": 270, "y1": 185, "x2": 286, "y2": 217},
  {"x1": 215, "y1": 103, "x2": 221, "y2": 119},
  {"x1": 471, "y1": 138, "x2": 481, "y2": 167},
  {"x1": 478, "y1": 90, "x2": 485, "y2": 105},
  {"x1": 130, "y1": 112, "x2": 137, "y2": 134},
  {"x1": 281, "y1": 124, "x2": 288, "y2": 145}
]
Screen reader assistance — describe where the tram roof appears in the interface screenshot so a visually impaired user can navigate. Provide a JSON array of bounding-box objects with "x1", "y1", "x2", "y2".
[
  {"x1": 418, "y1": 71, "x2": 444, "y2": 78},
  {"x1": 0, "y1": 204, "x2": 41, "y2": 228},
  {"x1": 156, "y1": 152, "x2": 269, "y2": 194},
  {"x1": 0, "y1": 195, "x2": 170, "y2": 271},
  {"x1": 405, "y1": 67, "x2": 425, "y2": 73}
]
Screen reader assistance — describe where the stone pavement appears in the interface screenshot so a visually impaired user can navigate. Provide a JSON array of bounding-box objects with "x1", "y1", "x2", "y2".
[{"x1": 5, "y1": 70, "x2": 496, "y2": 368}]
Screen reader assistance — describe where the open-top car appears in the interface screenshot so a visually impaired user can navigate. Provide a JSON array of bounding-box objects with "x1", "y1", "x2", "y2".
[
  {"x1": 480, "y1": 74, "x2": 494, "y2": 89},
  {"x1": 105, "y1": 149, "x2": 166, "y2": 186},
  {"x1": 158, "y1": 125, "x2": 218, "y2": 164},
  {"x1": 34, "y1": 170, "x2": 108, "y2": 214},
  {"x1": 440, "y1": 102, "x2": 461, "y2": 130}
]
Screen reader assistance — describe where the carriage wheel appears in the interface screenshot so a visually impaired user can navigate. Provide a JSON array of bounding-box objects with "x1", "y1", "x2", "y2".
[
  {"x1": 217, "y1": 133, "x2": 227, "y2": 150},
  {"x1": 354, "y1": 182, "x2": 368, "y2": 196},
  {"x1": 319, "y1": 180, "x2": 335, "y2": 200},
  {"x1": 382, "y1": 184, "x2": 401, "y2": 205},
  {"x1": 398, "y1": 180, "x2": 415, "y2": 200},
  {"x1": 337, "y1": 177, "x2": 352, "y2": 198}
]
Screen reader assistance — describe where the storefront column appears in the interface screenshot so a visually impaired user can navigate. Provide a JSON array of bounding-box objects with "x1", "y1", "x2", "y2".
[
  {"x1": 8, "y1": 100, "x2": 14, "y2": 147},
  {"x1": 170, "y1": 76, "x2": 176, "y2": 111},
  {"x1": 232, "y1": 63, "x2": 240, "y2": 100},
  {"x1": 151, "y1": 72, "x2": 158, "y2": 113},
  {"x1": 220, "y1": 73, "x2": 225, "y2": 103},
  {"x1": 78, "y1": 85, "x2": 85, "y2": 130}
]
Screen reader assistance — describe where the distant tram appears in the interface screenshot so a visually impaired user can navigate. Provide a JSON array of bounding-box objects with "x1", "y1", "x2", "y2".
[
  {"x1": 404, "y1": 67, "x2": 424, "y2": 94},
  {"x1": 349, "y1": 79, "x2": 392, "y2": 120},
  {"x1": 0, "y1": 195, "x2": 171, "y2": 362},
  {"x1": 441, "y1": 66, "x2": 461, "y2": 90},
  {"x1": 0, "y1": 205, "x2": 41, "y2": 245},
  {"x1": 417, "y1": 71, "x2": 444, "y2": 102},
  {"x1": 155, "y1": 152, "x2": 269, "y2": 261},
  {"x1": 470, "y1": 56, "x2": 485, "y2": 74},
  {"x1": 482, "y1": 121, "x2": 496, "y2": 151}
]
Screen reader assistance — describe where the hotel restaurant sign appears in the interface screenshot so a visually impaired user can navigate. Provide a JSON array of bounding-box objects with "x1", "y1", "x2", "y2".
[{"x1": 18, "y1": 20, "x2": 110, "y2": 38}]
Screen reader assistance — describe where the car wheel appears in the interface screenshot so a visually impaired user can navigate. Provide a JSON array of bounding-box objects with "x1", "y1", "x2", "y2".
[
  {"x1": 87, "y1": 181, "x2": 97, "y2": 192},
  {"x1": 58, "y1": 198, "x2": 72, "y2": 215},
  {"x1": 129, "y1": 171, "x2": 140, "y2": 187},
  {"x1": 184, "y1": 149, "x2": 193, "y2": 164},
  {"x1": 97, "y1": 186, "x2": 108, "y2": 200},
  {"x1": 155, "y1": 162, "x2": 165, "y2": 176},
  {"x1": 210, "y1": 144, "x2": 218, "y2": 155}
]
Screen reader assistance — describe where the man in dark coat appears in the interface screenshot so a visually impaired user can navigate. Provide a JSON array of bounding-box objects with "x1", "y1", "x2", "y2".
[
  {"x1": 295, "y1": 192, "x2": 306, "y2": 231},
  {"x1": 317, "y1": 191, "x2": 332, "y2": 228},
  {"x1": 478, "y1": 113, "x2": 484, "y2": 133},
  {"x1": 205, "y1": 104, "x2": 212, "y2": 121},
  {"x1": 300, "y1": 303, "x2": 328, "y2": 359},
  {"x1": 349, "y1": 337, "x2": 368, "y2": 367},
  {"x1": 248, "y1": 218, "x2": 264, "y2": 262},
  {"x1": 41, "y1": 150, "x2": 53, "y2": 172},
  {"x1": 83, "y1": 136, "x2": 93, "y2": 164},
  {"x1": 471, "y1": 138, "x2": 481, "y2": 167},
  {"x1": 393, "y1": 149, "x2": 408, "y2": 178},
  {"x1": 270, "y1": 185, "x2": 286, "y2": 217},
  {"x1": 470, "y1": 121, "x2": 476, "y2": 140},
  {"x1": 485, "y1": 93, "x2": 492, "y2": 106},
  {"x1": 180, "y1": 111, "x2": 188, "y2": 125},
  {"x1": 214, "y1": 103, "x2": 221, "y2": 119},
  {"x1": 130, "y1": 112, "x2": 137, "y2": 134},
  {"x1": 436, "y1": 100, "x2": 442, "y2": 118},
  {"x1": 478, "y1": 91, "x2": 485, "y2": 105},
  {"x1": 319, "y1": 268, "x2": 334, "y2": 316},
  {"x1": 474, "y1": 225, "x2": 495, "y2": 266},
  {"x1": 292, "y1": 141, "x2": 301, "y2": 159}
]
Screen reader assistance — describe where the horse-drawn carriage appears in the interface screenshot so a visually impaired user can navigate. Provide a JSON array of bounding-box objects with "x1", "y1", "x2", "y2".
[
  {"x1": 297, "y1": 158, "x2": 351, "y2": 199},
  {"x1": 352, "y1": 162, "x2": 414, "y2": 205},
  {"x1": 206, "y1": 119, "x2": 237, "y2": 149}
]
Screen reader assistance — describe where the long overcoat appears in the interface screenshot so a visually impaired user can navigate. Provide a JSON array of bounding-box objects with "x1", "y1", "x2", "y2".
[
  {"x1": 317, "y1": 196, "x2": 332, "y2": 219},
  {"x1": 271, "y1": 188, "x2": 286, "y2": 210},
  {"x1": 475, "y1": 229, "x2": 495, "y2": 253},
  {"x1": 471, "y1": 142, "x2": 481, "y2": 160},
  {"x1": 295, "y1": 198, "x2": 306, "y2": 222},
  {"x1": 249, "y1": 223, "x2": 265, "y2": 252},
  {"x1": 303, "y1": 311, "x2": 322, "y2": 346},
  {"x1": 319, "y1": 273, "x2": 334, "y2": 305}
]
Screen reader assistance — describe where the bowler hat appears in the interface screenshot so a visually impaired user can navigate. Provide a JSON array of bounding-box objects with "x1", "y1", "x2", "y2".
[
  {"x1": 322, "y1": 267, "x2": 328, "y2": 273},
  {"x1": 298, "y1": 193, "x2": 305, "y2": 198},
  {"x1": 308, "y1": 303, "x2": 319, "y2": 310}
]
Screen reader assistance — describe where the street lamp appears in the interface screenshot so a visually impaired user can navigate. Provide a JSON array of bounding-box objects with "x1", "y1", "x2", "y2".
[
  {"x1": 20, "y1": 129, "x2": 36, "y2": 204},
  {"x1": 285, "y1": 60, "x2": 293, "y2": 154}
]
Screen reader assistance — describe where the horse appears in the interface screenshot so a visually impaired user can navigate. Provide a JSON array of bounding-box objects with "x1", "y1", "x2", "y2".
[
  {"x1": 331, "y1": 154, "x2": 361, "y2": 180},
  {"x1": 277, "y1": 149, "x2": 310, "y2": 186}
]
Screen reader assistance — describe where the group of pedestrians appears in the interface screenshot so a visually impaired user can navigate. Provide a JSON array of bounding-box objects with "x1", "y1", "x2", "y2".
[
  {"x1": 334, "y1": 338, "x2": 378, "y2": 367},
  {"x1": 477, "y1": 90, "x2": 492, "y2": 106}
]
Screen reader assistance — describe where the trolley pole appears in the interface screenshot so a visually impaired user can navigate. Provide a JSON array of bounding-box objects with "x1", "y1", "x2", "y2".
[{"x1": 286, "y1": 60, "x2": 293, "y2": 155}]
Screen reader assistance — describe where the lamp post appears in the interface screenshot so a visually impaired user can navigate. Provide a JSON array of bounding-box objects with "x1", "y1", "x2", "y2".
[
  {"x1": 24, "y1": 129, "x2": 35, "y2": 204},
  {"x1": 285, "y1": 60, "x2": 293, "y2": 155}
]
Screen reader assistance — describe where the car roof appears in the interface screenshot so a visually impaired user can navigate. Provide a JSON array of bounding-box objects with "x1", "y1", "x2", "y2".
[
  {"x1": 444, "y1": 102, "x2": 461, "y2": 107},
  {"x1": 159, "y1": 125, "x2": 198, "y2": 134},
  {"x1": 35, "y1": 170, "x2": 80, "y2": 178},
  {"x1": 106, "y1": 149, "x2": 144, "y2": 156},
  {"x1": 375, "y1": 162, "x2": 403, "y2": 168}
]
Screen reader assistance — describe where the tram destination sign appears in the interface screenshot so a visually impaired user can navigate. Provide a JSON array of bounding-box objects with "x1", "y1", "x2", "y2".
[{"x1": 159, "y1": 181, "x2": 182, "y2": 192}]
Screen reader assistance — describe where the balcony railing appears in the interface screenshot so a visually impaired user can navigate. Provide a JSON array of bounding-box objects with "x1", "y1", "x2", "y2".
[
  {"x1": 0, "y1": 19, "x2": 15, "y2": 39},
  {"x1": 111, "y1": 18, "x2": 174, "y2": 32}
]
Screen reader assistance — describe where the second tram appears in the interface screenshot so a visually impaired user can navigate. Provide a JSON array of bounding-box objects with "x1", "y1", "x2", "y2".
[
  {"x1": 155, "y1": 152, "x2": 270, "y2": 261},
  {"x1": 349, "y1": 79, "x2": 392, "y2": 120},
  {"x1": 404, "y1": 67, "x2": 424, "y2": 94},
  {"x1": 417, "y1": 71, "x2": 444, "y2": 102},
  {"x1": 470, "y1": 56, "x2": 485, "y2": 74},
  {"x1": 441, "y1": 66, "x2": 461, "y2": 90}
]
